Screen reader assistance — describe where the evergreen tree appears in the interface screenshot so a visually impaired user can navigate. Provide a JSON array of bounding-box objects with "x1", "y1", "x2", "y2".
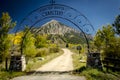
[{"x1": 0, "y1": 12, "x2": 16, "y2": 62}]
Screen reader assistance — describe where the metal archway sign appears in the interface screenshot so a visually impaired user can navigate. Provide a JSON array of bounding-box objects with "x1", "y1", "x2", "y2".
[
  {"x1": 15, "y1": 0, "x2": 95, "y2": 54},
  {"x1": 10, "y1": 0, "x2": 95, "y2": 71}
]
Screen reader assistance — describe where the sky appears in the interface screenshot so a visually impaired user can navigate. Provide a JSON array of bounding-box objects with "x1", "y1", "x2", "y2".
[{"x1": 0, "y1": 0, "x2": 120, "y2": 34}]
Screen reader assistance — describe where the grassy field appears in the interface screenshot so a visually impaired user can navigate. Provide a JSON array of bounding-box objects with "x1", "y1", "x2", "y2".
[{"x1": 71, "y1": 48, "x2": 120, "y2": 80}]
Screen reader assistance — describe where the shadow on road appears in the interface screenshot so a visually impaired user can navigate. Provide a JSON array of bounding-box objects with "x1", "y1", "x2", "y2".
[{"x1": 26, "y1": 66, "x2": 86, "y2": 75}]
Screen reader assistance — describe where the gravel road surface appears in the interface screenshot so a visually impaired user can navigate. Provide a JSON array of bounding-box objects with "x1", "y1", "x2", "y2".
[{"x1": 12, "y1": 48, "x2": 86, "y2": 80}]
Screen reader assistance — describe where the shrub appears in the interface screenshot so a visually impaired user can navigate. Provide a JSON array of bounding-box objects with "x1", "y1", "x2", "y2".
[
  {"x1": 36, "y1": 47, "x2": 60, "y2": 57},
  {"x1": 49, "y1": 47, "x2": 60, "y2": 53},
  {"x1": 36, "y1": 48, "x2": 49, "y2": 57}
]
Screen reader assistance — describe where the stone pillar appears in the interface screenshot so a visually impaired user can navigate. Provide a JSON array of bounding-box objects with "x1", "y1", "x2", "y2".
[
  {"x1": 87, "y1": 52, "x2": 102, "y2": 70},
  {"x1": 21, "y1": 55, "x2": 26, "y2": 71}
]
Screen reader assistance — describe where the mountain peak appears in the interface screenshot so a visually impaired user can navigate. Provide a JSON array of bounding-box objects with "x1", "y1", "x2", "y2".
[
  {"x1": 32, "y1": 19, "x2": 80, "y2": 35},
  {"x1": 42, "y1": 19, "x2": 58, "y2": 27},
  {"x1": 31, "y1": 20, "x2": 92, "y2": 44}
]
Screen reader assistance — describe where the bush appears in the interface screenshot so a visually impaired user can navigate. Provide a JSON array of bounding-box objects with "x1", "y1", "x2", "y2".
[
  {"x1": 49, "y1": 47, "x2": 60, "y2": 53},
  {"x1": 36, "y1": 47, "x2": 60, "y2": 57},
  {"x1": 36, "y1": 48, "x2": 49, "y2": 57}
]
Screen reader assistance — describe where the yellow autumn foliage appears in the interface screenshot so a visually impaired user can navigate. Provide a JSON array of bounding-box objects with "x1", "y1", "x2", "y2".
[{"x1": 14, "y1": 32, "x2": 24, "y2": 45}]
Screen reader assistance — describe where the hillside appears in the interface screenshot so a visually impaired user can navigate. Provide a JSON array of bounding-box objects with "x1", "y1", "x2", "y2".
[{"x1": 31, "y1": 20, "x2": 92, "y2": 44}]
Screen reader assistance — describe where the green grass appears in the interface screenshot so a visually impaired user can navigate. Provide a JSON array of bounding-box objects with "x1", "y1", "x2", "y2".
[
  {"x1": 0, "y1": 71, "x2": 26, "y2": 80},
  {"x1": 71, "y1": 48, "x2": 120, "y2": 80},
  {"x1": 72, "y1": 53, "x2": 86, "y2": 70},
  {"x1": 69, "y1": 47, "x2": 86, "y2": 70},
  {"x1": 80, "y1": 69, "x2": 120, "y2": 80}
]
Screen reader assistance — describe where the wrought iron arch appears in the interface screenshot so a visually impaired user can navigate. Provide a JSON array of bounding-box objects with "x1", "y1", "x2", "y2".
[
  {"x1": 14, "y1": 1, "x2": 95, "y2": 55},
  {"x1": 16, "y1": 4, "x2": 94, "y2": 32}
]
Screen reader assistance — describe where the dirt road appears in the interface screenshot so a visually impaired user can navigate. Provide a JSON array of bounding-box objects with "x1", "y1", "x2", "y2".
[
  {"x1": 36, "y1": 48, "x2": 73, "y2": 72},
  {"x1": 12, "y1": 48, "x2": 86, "y2": 80}
]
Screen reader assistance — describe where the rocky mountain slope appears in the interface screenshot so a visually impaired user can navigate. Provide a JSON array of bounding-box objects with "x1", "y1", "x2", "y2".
[{"x1": 31, "y1": 20, "x2": 92, "y2": 44}]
